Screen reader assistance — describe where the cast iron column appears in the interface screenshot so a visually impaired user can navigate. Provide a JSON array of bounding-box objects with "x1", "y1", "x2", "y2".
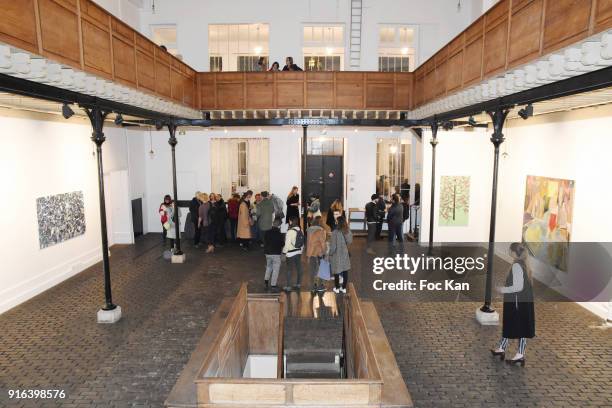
[
  {"x1": 428, "y1": 121, "x2": 439, "y2": 254},
  {"x1": 167, "y1": 123, "x2": 183, "y2": 255},
  {"x1": 481, "y1": 108, "x2": 510, "y2": 313},
  {"x1": 85, "y1": 106, "x2": 116, "y2": 311},
  {"x1": 301, "y1": 125, "x2": 308, "y2": 234}
]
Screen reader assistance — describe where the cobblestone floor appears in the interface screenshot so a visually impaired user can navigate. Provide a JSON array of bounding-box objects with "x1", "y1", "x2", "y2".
[{"x1": 0, "y1": 234, "x2": 610, "y2": 408}]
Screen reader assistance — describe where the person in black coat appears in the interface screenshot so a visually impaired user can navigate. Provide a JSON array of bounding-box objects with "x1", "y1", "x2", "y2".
[
  {"x1": 490, "y1": 243, "x2": 535, "y2": 366},
  {"x1": 375, "y1": 195, "x2": 386, "y2": 239},
  {"x1": 286, "y1": 186, "x2": 300, "y2": 224},
  {"x1": 189, "y1": 192, "x2": 202, "y2": 247},
  {"x1": 365, "y1": 194, "x2": 379, "y2": 254},
  {"x1": 386, "y1": 194, "x2": 404, "y2": 245},
  {"x1": 214, "y1": 196, "x2": 228, "y2": 246}
]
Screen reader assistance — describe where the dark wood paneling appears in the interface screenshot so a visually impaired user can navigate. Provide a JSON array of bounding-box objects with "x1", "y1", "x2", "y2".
[
  {"x1": 136, "y1": 50, "x2": 155, "y2": 92},
  {"x1": 365, "y1": 82, "x2": 394, "y2": 109},
  {"x1": 543, "y1": 0, "x2": 593, "y2": 53},
  {"x1": 336, "y1": 74, "x2": 364, "y2": 109},
  {"x1": 81, "y1": 19, "x2": 112, "y2": 78},
  {"x1": 394, "y1": 73, "x2": 412, "y2": 109},
  {"x1": 276, "y1": 81, "x2": 304, "y2": 108},
  {"x1": 171, "y1": 69, "x2": 183, "y2": 102},
  {"x1": 217, "y1": 82, "x2": 244, "y2": 109},
  {"x1": 306, "y1": 81, "x2": 333, "y2": 108},
  {"x1": 482, "y1": 0, "x2": 509, "y2": 76},
  {"x1": 0, "y1": 0, "x2": 39, "y2": 53},
  {"x1": 135, "y1": 33, "x2": 154, "y2": 55},
  {"x1": 38, "y1": 0, "x2": 81, "y2": 67},
  {"x1": 155, "y1": 59, "x2": 172, "y2": 98},
  {"x1": 508, "y1": 0, "x2": 544, "y2": 68},
  {"x1": 446, "y1": 50, "x2": 464, "y2": 93},
  {"x1": 246, "y1": 82, "x2": 275, "y2": 108},
  {"x1": 594, "y1": 0, "x2": 612, "y2": 31},
  {"x1": 198, "y1": 73, "x2": 216, "y2": 109},
  {"x1": 462, "y1": 35, "x2": 484, "y2": 86},
  {"x1": 112, "y1": 34, "x2": 136, "y2": 86}
]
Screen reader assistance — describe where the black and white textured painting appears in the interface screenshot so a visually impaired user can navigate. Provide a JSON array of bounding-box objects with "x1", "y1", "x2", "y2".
[{"x1": 36, "y1": 191, "x2": 86, "y2": 249}]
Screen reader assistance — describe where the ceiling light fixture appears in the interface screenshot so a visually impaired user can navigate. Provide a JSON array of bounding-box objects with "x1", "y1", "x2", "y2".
[
  {"x1": 61, "y1": 103, "x2": 74, "y2": 119},
  {"x1": 518, "y1": 104, "x2": 534, "y2": 120}
]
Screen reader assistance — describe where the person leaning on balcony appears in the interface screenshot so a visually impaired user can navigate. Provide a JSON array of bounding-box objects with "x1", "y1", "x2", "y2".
[
  {"x1": 268, "y1": 61, "x2": 280, "y2": 71},
  {"x1": 282, "y1": 56, "x2": 303, "y2": 71}
]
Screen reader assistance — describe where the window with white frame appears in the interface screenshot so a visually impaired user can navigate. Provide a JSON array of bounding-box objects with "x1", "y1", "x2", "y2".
[
  {"x1": 211, "y1": 138, "x2": 269, "y2": 198},
  {"x1": 376, "y1": 138, "x2": 411, "y2": 201},
  {"x1": 208, "y1": 24, "x2": 269, "y2": 71},
  {"x1": 303, "y1": 25, "x2": 344, "y2": 71},
  {"x1": 151, "y1": 24, "x2": 181, "y2": 58},
  {"x1": 378, "y1": 25, "x2": 417, "y2": 72}
]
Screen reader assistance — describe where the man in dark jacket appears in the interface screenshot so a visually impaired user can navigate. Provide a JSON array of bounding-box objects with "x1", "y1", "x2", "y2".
[
  {"x1": 365, "y1": 194, "x2": 378, "y2": 255},
  {"x1": 257, "y1": 191, "x2": 275, "y2": 245},
  {"x1": 214, "y1": 195, "x2": 228, "y2": 246},
  {"x1": 263, "y1": 218, "x2": 283, "y2": 292},
  {"x1": 282, "y1": 56, "x2": 303, "y2": 71},
  {"x1": 375, "y1": 194, "x2": 386, "y2": 240},
  {"x1": 189, "y1": 192, "x2": 201, "y2": 248},
  {"x1": 387, "y1": 194, "x2": 404, "y2": 246}
]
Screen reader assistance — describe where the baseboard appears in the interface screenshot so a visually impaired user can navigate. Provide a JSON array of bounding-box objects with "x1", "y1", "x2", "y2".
[
  {"x1": 577, "y1": 302, "x2": 609, "y2": 320},
  {"x1": 113, "y1": 231, "x2": 134, "y2": 244},
  {"x1": 0, "y1": 247, "x2": 102, "y2": 314}
]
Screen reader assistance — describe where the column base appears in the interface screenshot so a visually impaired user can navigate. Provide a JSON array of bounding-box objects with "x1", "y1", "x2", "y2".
[
  {"x1": 171, "y1": 253, "x2": 186, "y2": 263},
  {"x1": 97, "y1": 306, "x2": 122, "y2": 324},
  {"x1": 475, "y1": 307, "x2": 499, "y2": 325}
]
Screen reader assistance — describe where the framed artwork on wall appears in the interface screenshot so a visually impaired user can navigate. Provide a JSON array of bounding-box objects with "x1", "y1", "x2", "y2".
[
  {"x1": 439, "y1": 176, "x2": 470, "y2": 226},
  {"x1": 36, "y1": 191, "x2": 86, "y2": 249},
  {"x1": 522, "y1": 175, "x2": 575, "y2": 271}
]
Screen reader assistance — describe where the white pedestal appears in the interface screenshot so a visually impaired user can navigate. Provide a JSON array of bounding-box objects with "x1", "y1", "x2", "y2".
[
  {"x1": 171, "y1": 253, "x2": 186, "y2": 263},
  {"x1": 475, "y1": 307, "x2": 499, "y2": 325},
  {"x1": 97, "y1": 306, "x2": 122, "y2": 324}
]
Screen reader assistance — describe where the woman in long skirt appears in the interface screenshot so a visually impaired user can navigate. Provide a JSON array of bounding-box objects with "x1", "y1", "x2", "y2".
[{"x1": 490, "y1": 242, "x2": 535, "y2": 366}]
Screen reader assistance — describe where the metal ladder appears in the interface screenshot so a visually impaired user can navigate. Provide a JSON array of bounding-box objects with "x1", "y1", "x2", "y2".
[{"x1": 349, "y1": 0, "x2": 363, "y2": 69}]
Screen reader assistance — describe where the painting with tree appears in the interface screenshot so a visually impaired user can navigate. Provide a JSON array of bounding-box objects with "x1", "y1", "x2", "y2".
[{"x1": 439, "y1": 176, "x2": 470, "y2": 226}]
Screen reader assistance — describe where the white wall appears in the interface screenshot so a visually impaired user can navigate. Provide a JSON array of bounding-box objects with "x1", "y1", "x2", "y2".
[
  {"x1": 0, "y1": 113, "x2": 134, "y2": 314},
  {"x1": 138, "y1": 0, "x2": 480, "y2": 71},
  {"x1": 418, "y1": 105, "x2": 612, "y2": 319},
  {"x1": 93, "y1": 0, "x2": 142, "y2": 29},
  {"x1": 142, "y1": 127, "x2": 414, "y2": 232}
]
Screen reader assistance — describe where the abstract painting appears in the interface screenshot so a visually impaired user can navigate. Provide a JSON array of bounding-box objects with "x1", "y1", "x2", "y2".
[
  {"x1": 439, "y1": 176, "x2": 470, "y2": 226},
  {"x1": 522, "y1": 176, "x2": 575, "y2": 271},
  {"x1": 36, "y1": 191, "x2": 86, "y2": 249}
]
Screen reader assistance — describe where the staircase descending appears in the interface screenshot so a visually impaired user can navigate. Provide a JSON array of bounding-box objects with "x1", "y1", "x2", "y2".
[
  {"x1": 283, "y1": 291, "x2": 344, "y2": 379},
  {"x1": 349, "y1": 0, "x2": 363, "y2": 69}
]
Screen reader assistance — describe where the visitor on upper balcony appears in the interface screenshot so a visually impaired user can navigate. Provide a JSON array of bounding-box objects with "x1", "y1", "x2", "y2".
[
  {"x1": 282, "y1": 57, "x2": 303, "y2": 71},
  {"x1": 255, "y1": 57, "x2": 267, "y2": 72},
  {"x1": 269, "y1": 61, "x2": 280, "y2": 71}
]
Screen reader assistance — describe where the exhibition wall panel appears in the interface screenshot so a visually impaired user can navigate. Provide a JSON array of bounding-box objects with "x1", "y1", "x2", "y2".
[
  {"x1": 417, "y1": 104, "x2": 612, "y2": 318},
  {"x1": 0, "y1": 113, "x2": 137, "y2": 314}
]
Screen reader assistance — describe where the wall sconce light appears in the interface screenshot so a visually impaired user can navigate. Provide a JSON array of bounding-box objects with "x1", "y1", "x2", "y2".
[{"x1": 518, "y1": 104, "x2": 534, "y2": 120}]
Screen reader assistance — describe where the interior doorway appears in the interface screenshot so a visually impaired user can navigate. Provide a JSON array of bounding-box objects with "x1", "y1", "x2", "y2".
[{"x1": 304, "y1": 137, "x2": 344, "y2": 211}]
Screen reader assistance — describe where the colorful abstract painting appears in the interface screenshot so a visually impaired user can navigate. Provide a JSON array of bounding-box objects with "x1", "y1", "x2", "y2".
[
  {"x1": 36, "y1": 191, "x2": 86, "y2": 249},
  {"x1": 522, "y1": 176, "x2": 575, "y2": 271},
  {"x1": 439, "y1": 176, "x2": 470, "y2": 226}
]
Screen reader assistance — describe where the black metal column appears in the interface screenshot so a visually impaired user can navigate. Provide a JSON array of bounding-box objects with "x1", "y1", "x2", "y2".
[
  {"x1": 301, "y1": 125, "x2": 308, "y2": 233},
  {"x1": 428, "y1": 122, "x2": 439, "y2": 254},
  {"x1": 85, "y1": 106, "x2": 116, "y2": 311},
  {"x1": 167, "y1": 123, "x2": 183, "y2": 255},
  {"x1": 481, "y1": 108, "x2": 510, "y2": 313}
]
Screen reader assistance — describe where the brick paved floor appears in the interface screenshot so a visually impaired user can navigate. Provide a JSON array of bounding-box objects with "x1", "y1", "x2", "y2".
[{"x1": 0, "y1": 234, "x2": 610, "y2": 408}]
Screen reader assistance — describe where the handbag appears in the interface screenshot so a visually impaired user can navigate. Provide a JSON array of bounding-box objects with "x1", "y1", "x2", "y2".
[{"x1": 317, "y1": 258, "x2": 331, "y2": 281}]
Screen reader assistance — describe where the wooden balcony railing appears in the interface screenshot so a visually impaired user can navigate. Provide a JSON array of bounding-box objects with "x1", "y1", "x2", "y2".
[
  {"x1": 0, "y1": 0, "x2": 197, "y2": 109},
  {"x1": 197, "y1": 71, "x2": 413, "y2": 111},
  {"x1": 413, "y1": 0, "x2": 612, "y2": 109}
]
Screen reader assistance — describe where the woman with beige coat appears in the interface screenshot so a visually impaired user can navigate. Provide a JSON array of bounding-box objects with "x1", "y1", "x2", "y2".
[{"x1": 237, "y1": 190, "x2": 253, "y2": 250}]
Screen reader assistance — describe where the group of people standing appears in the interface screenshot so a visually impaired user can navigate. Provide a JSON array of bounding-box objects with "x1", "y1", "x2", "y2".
[
  {"x1": 256, "y1": 56, "x2": 303, "y2": 72},
  {"x1": 364, "y1": 193, "x2": 411, "y2": 254}
]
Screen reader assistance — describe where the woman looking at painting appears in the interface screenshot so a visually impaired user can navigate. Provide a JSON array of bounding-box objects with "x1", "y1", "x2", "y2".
[{"x1": 490, "y1": 243, "x2": 535, "y2": 366}]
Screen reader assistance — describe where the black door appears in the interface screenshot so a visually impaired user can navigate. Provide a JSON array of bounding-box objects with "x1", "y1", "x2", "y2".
[
  {"x1": 131, "y1": 198, "x2": 144, "y2": 238},
  {"x1": 305, "y1": 155, "x2": 343, "y2": 211}
]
